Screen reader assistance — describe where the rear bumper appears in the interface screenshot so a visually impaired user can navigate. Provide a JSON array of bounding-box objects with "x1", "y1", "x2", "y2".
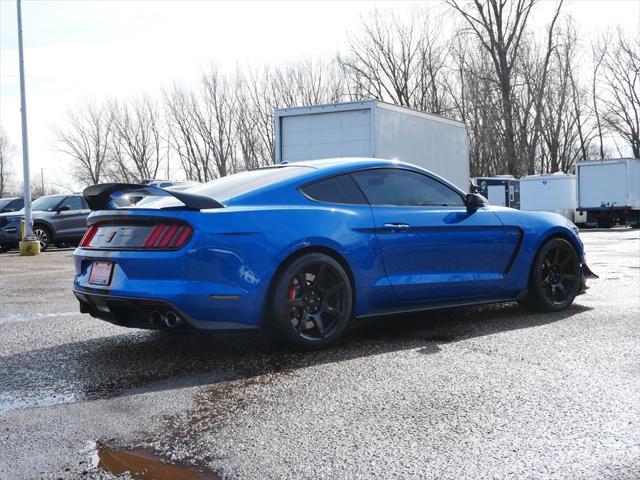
[
  {"x1": 72, "y1": 244, "x2": 272, "y2": 329},
  {"x1": 73, "y1": 290, "x2": 258, "y2": 332}
]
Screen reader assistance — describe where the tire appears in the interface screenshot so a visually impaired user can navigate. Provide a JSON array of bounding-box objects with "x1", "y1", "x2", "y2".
[
  {"x1": 266, "y1": 252, "x2": 353, "y2": 350},
  {"x1": 33, "y1": 224, "x2": 51, "y2": 251},
  {"x1": 520, "y1": 238, "x2": 581, "y2": 312}
]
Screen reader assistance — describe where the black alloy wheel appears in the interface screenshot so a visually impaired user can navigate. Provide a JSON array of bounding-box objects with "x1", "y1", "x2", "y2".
[
  {"x1": 522, "y1": 238, "x2": 580, "y2": 311},
  {"x1": 269, "y1": 253, "x2": 352, "y2": 350}
]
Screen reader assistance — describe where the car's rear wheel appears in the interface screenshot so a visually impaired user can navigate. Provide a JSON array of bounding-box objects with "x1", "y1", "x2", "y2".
[
  {"x1": 521, "y1": 238, "x2": 580, "y2": 311},
  {"x1": 267, "y1": 253, "x2": 353, "y2": 350},
  {"x1": 33, "y1": 224, "x2": 51, "y2": 251}
]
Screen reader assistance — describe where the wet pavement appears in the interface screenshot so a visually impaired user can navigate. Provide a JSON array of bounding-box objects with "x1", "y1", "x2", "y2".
[{"x1": 0, "y1": 230, "x2": 638, "y2": 479}]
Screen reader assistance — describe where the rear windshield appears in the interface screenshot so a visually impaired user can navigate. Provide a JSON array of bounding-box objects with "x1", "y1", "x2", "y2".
[{"x1": 135, "y1": 166, "x2": 311, "y2": 208}]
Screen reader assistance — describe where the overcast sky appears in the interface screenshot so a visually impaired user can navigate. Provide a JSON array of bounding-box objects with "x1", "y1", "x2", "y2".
[{"x1": 0, "y1": 0, "x2": 638, "y2": 190}]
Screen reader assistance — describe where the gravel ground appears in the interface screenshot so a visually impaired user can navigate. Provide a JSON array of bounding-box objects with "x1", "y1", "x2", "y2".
[{"x1": 0, "y1": 230, "x2": 638, "y2": 479}]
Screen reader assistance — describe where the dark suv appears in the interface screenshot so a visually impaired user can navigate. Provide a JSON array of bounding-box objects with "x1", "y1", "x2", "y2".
[
  {"x1": 0, "y1": 197, "x2": 24, "y2": 213},
  {"x1": 0, "y1": 194, "x2": 90, "y2": 252}
]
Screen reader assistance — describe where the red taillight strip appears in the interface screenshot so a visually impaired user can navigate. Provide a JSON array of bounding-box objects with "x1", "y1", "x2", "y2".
[
  {"x1": 172, "y1": 226, "x2": 192, "y2": 247},
  {"x1": 142, "y1": 223, "x2": 192, "y2": 249},
  {"x1": 144, "y1": 225, "x2": 165, "y2": 248},
  {"x1": 157, "y1": 224, "x2": 179, "y2": 248},
  {"x1": 79, "y1": 224, "x2": 99, "y2": 247}
]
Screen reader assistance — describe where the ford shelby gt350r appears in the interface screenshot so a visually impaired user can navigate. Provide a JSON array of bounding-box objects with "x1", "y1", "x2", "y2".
[{"x1": 73, "y1": 158, "x2": 595, "y2": 349}]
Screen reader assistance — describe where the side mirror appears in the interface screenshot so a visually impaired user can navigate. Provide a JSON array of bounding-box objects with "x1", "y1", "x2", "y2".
[
  {"x1": 465, "y1": 193, "x2": 487, "y2": 210},
  {"x1": 57, "y1": 204, "x2": 71, "y2": 213}
]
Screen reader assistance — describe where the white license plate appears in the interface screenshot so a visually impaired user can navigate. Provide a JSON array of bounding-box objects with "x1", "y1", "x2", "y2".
[{"x1": 89, "y1": 261, "x2": 114, "y2": 286}]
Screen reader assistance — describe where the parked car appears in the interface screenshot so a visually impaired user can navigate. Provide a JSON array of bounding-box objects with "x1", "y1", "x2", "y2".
[
  {"x1": 0, "y1": 197, "x2": 24, "y2": 213},
  {"x1": 73, "y1": 158, "x2": 595, "y2": 350},
  {"x1": 0, "y1": 194, "x2": 90, "y2": 252}
]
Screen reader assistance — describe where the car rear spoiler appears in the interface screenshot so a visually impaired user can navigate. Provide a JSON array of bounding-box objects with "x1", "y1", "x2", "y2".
[{"x1": 83, "y1": 183, "x2": 223, "y2": 211}]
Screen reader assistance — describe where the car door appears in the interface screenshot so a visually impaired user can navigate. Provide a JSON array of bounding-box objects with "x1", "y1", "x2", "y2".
[
  {"x1": 351, "y1": 168, "x2": 512, "y2": 305},
  {"x1": 54, "y1": 196, "x2": 88, "y2": 239}
]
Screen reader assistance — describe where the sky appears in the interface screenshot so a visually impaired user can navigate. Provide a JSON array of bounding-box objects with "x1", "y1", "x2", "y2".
[{"x1": 0, "y1": 0, "x2": 639, "y2": 191}]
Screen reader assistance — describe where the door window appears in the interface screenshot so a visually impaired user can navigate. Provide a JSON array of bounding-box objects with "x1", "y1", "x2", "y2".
[
  {"x1": 301, "y1": 174, "x2": 367, "y2": 204},
  {"x1": 351, "y1": 169, "x2": 465, "y2": 207},
  {"x1": 62, "y1": 196, "x2": 84, "y2": 211}
]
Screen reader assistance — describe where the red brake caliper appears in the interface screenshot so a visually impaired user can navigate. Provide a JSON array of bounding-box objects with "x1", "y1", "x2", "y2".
[{"x1": 288, "y1": 285, "x2": 299, "y2": 312}]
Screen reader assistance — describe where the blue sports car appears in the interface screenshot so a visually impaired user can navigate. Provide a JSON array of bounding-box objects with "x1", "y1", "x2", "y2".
[{"x1": 73, "y1": 158, "x2": 595, "y2": 349}]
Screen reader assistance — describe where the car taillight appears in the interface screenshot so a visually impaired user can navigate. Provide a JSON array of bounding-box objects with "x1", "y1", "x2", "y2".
[
  {"x1": 143, "y1": 224, "x2": 193, "y2": 249},
  {"x1": 79, "y1": 224, "x2": 99, "y2": 247}
]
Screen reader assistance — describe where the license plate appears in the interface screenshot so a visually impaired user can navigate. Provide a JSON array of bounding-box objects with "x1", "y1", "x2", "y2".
[{"x1": 89, "y1": 261, "x2": 114, "y2": 286}]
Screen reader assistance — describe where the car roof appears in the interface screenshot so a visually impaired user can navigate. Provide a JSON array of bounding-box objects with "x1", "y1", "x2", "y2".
[
  {"x1": 289, "y1": 157, "x2": 405, "y2": 172},
  {"x1": 275, "y1": 157, "x2": 463, "y2": 194},
  {"x1": 0, "y1": 197, "x2": 20, "y2": 201}
]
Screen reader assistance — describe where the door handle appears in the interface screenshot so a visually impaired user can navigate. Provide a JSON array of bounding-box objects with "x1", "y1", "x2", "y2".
[{"x1": 383, "y1": 223, "x2": 411, "y2": 231}]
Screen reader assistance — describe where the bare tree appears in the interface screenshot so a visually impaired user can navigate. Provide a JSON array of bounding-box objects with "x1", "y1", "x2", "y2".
[
  {"x1": 447, "y1": 0, "x2": 562, "y2": 176},
  {"x1": 339, "y1": 9, "x2": 452, "y2": 114},
  {"x1": 108, "y1": 96, "x2": 164, "y2": 182},
  {"x1": 197, "y1": 67, "x2": 239, "y2": 177},
  {"x1": 596, "y1": 29, "x2": 640, "y2": 158},
  {"x1": 0, "y1": 126, "x2": 15, "y2": 197},
  {"x1": 164, "y1": 84, "x2": 215, "y2": 182},
  {"x1": 53, "y1": 101, "x2": 112, "y2": 186}
]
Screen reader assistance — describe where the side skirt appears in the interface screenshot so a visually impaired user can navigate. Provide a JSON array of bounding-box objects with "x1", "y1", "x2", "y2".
[{"x1": 355, "y1": 292, "x2": 526, "y2": 319}]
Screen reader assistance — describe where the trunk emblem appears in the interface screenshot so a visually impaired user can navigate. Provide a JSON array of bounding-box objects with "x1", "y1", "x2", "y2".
[{"x1": 106, "y1": 231, "x2": 117, "y2": 243}]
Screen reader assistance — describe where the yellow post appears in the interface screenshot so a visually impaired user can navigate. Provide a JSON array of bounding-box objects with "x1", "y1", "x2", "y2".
[{"x1": 18, "y1": 218, "x2": 40, "y2": 256}]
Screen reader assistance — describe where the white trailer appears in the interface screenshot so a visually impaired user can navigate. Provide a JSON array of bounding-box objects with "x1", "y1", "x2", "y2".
[
  {"x1": 519, "y1": 173, "x2": 577, "y2": 222},
  {"x1": 576, "y1": 158, "x2": 640, "y2": 227},
  {"x1": 472, "y1": 176, "x2": 520, "y2": 209},
  {"x1": 274, "y1": 100, "x2": 470, "y2": 191}
]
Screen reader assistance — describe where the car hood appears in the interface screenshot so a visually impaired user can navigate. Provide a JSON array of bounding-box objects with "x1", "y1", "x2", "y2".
[{"x1": 0, "y1": 210, "x2": 55, "y2": 220}]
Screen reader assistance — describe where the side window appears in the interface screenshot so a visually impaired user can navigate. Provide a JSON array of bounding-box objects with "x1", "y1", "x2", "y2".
[
  {"x1": 301, "y1": 174, "x2": 367, "y2": 205},
  {"x1": 63, "y1": 196, "x2": 84, "y2": 211},
  {"x1": 351, "y1": 169, "x2": 465, "y2": 207}
]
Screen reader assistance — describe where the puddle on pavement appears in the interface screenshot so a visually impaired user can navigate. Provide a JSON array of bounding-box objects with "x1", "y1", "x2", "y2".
[{"x1": 94, "y1": 445, "x2": 220, "y2": 479}]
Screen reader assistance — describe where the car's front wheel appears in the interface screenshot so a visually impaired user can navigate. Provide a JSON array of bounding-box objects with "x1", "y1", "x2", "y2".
[
  {"x1": 521, "y1": 238, "x2": 581, "y2": 311},
  {"x1": 267, "y1": 253, "x2": 353, "y2": 350},
  {"x1": 33, "y1": 224, "x2": 51, "y2": 251}
]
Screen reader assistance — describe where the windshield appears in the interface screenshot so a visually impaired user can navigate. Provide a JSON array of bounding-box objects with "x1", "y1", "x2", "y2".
[
  {"x1": 136, "y1": 166, "x2": 311, "y2": 208},
  {"x1": 0, "y1": 198, "x2": 15, "y2": 210},
  {"x1": 31, "y1": 195, "x2": 66, "y2": 212}
]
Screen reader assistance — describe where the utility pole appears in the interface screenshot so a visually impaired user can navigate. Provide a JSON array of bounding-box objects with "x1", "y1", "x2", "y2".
[
  {"x1": 40, "y1": 167, "x2": 44, "y2": 195},
  {"x1": 17, "y1": 0, "x2": 39, "y2": 255}
]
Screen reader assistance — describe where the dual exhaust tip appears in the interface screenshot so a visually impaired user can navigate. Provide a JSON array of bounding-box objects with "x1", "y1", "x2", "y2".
[{"x1": 149, "y1": 310, "x2": 182, "y2": 328}]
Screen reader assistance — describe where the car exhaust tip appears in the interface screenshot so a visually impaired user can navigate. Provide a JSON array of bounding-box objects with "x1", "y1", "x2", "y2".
[
  {"x1": 164, "y1": 310, "x2": 181, "y2": 328},
  {"x1": 149, "y1": 311, "x2": 163, "y2": 328}
]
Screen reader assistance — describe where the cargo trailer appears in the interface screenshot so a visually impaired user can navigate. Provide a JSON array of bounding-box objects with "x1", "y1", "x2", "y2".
[
  {"x1": 274, "y1": 100, "x2": 470, "y2": 191},
  {"x1": 576, "y1": 158, "x2": 640, "y2": 228},
  {"x1": 472, "y1": 176, "x2": 520, "y2": 209},
  {"x1": 520, "y1": 173, "x2": 577, "y2": 222}
]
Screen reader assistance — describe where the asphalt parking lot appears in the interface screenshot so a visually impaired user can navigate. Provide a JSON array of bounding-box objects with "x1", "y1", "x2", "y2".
[{"x1": 0, "y1": 229, "x2": 639, "y2": 479}]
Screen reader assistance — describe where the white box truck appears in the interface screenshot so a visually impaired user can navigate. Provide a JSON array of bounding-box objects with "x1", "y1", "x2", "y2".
[
  {"x1": 274, "y1": 100, "x2": 470, "y2": 191},
  {"x1": 576, "y1": 158, "x2": 640, "y2": 228},
  {"x1": 519, "y1": 173, "x2": 577, "y2": 222}
]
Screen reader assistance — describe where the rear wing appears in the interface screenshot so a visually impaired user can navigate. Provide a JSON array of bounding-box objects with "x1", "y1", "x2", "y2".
[{"x1": 83, "y1": 183, "x2": 223, "y2": 211}]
